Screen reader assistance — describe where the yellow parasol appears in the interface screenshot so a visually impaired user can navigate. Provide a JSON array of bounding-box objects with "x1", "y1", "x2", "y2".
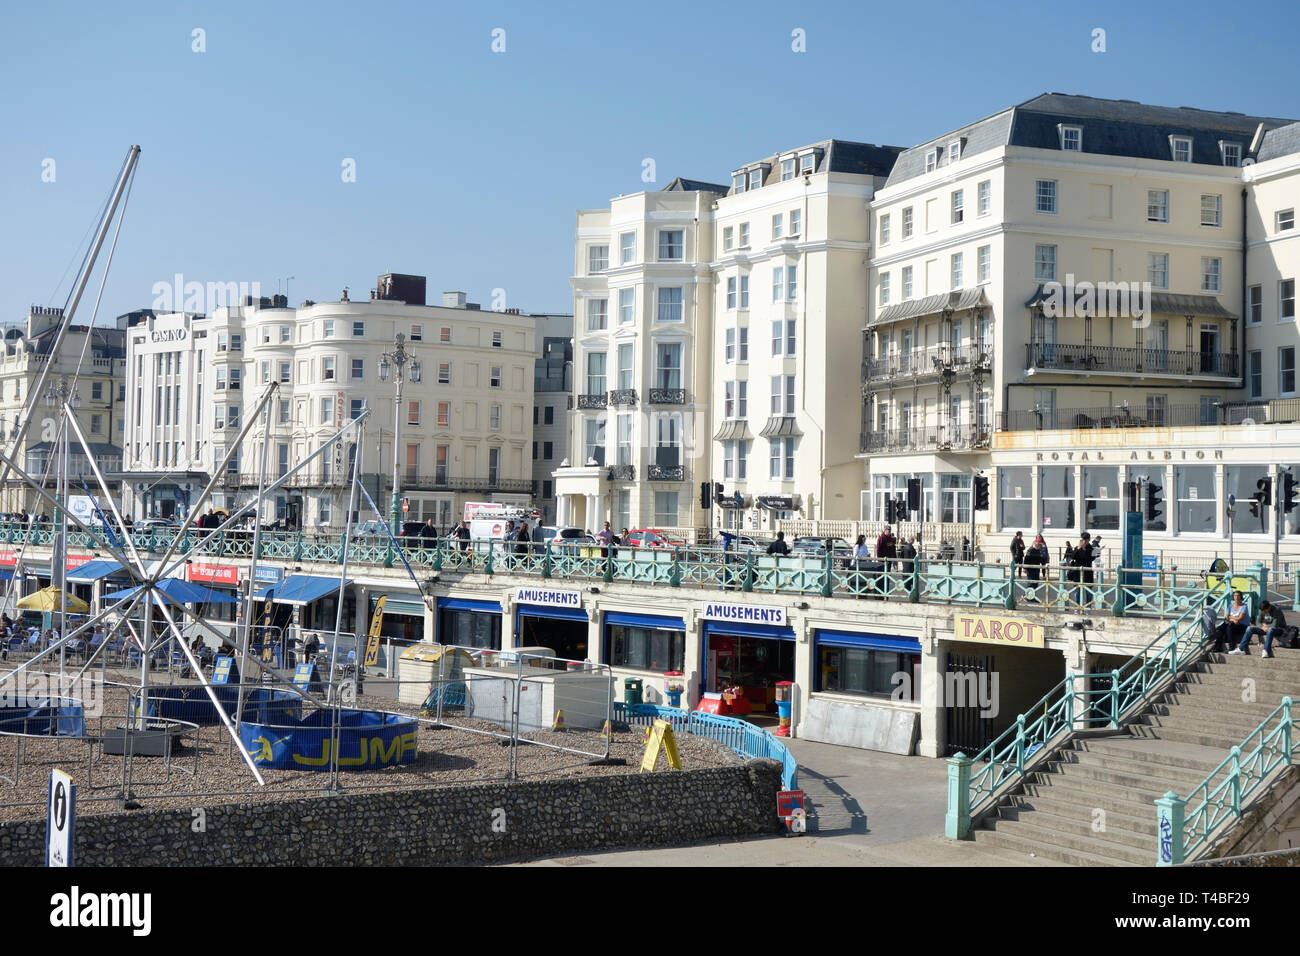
[{"x1": 16, "y1": 587, "x2": 90, "y2": 613}]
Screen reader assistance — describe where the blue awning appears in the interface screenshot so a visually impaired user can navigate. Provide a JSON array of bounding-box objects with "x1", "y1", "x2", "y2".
[
  {"x1": 702, "y1": 619, "x2": 795, "y2": 640},
  {"x1": 104, "y1": 577, "x2": 242, "y2": 606},
  {"x1": 438, "y1": 598, "x2": 503, "y2": 614},
  {"x1": 814, "y1": 629, "x2": 921, "y2": 653},
  {"x1": 604, "y1": 611, "x2": 686, "y2": 631},
  {"x1": 0, "y1": 569, "x2": 11, "y2": 581},
  {"x1": 68, "y1": 560, "x2": 126, "y2": 583},
  {"x1": 254, "y1": 574, "x2": 351, "y2": 607},
  {"x1": 516, "y1": 604, "x2": 589, "y2": 622}
]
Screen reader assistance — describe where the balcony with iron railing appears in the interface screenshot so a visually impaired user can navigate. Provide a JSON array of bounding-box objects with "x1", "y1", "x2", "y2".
[
  {"x1": 609, "y1": 389, "x2": 639, "y2": 407},
  {"x1": 999, "y1": 397, "x2": 1300, "y2": 433},
  {"x1": 214, "y1": 472, "x2": 535, "y2": 494},
  {"x1": 1025, "y1": 343, "x2": 1239, "y2": 378},
  {"x1": 647, "y1": 463, "x2": 686, "y2": 481},
  {"x1": 577, "y1": 393, "x2": 608, "y2": 410},
  {"x1": 607, "y1": 463, "x2": 636, "y2": 481},
  {"x1": 859, "y1": 423, "x2": 991, "y2": 454},
  {"x1": 863, "y1": 344, "x2": 993, "y2": 383},
  {"x1": 648, "y1": 387, "x2": 686, "y2": 405}
]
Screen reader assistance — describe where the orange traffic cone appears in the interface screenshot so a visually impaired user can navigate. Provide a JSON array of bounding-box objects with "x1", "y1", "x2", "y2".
[{"x1": 552, "y1": 710, "x2": 567, "y2": 732}]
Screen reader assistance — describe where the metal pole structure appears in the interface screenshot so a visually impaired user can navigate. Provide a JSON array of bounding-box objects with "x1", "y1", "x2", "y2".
[
  {"x1": 969, "y1": 471, "x2": 979, "y2": 563},
  {"x1": 236, "y1": 396, "x2": 275, "y2": 734},
  {"x1": 1274, "y1": 468, "x2": 1285, "y2": 577},
  {"x1": 379, "y1": 334, "x2": 420, "y2": 540},
  {"x1": 56, "y1": 407, "x2": 68, "y2": 685},
  {"x1": 329, "y1": 416, "x2": 365, "y2": 791},
  {"x1": 1227, "y1": 494, "x2": 1236, "y2": 574}
]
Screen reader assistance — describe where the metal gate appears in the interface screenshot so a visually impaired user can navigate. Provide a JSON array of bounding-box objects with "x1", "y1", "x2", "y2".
[{"x1": 944, "y1": 651, "x2": 994, "y2": 757}]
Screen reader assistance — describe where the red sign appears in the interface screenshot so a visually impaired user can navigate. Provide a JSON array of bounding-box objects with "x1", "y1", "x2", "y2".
[
  {"x1": 0, "y1": 551, "x2": 15, "y2": 568},
  {"x1": 66, "y1": 555, "x2": 93, "y2": 570},
  {"x1": 336, "y1": 390, "x2": 345, "y2": 428},
  {"x1": 188, "y1": 563, "x2": 239, "y2": 587}
]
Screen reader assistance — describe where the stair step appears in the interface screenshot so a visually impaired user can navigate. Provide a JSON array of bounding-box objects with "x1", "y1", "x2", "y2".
[
  {"x1": 1024, "y1": 771, "x2": 1172, "y2": 808},
  {"x1": 981, "y1": 816, "x2": 1154, "y2": 865},
  {"x1": 1042, "y1": 758, "x2": 1206, "y2": 792},
  {"x1": 1154, "y1": 695, "x2": 1286, "y2": 721},
  {"x1": 994, "y1": 805, "x2": 1157, "y2": 850},
  {"x1": 1016, "y1": 780, "x2": 1161, "y2": 819},
  {"x1": 971, "y1": 821, "x2": 1141, "y2": 866},
  {"x1": 1054, "y1": 750, "x2": 1220, "y2": 787},
  {"x1": 1151, "y1": 701, "x2": 1285, "y2": 731},
  {"x1": 1073, "y1": 735, "x2": 1229, "y2": 773},
  {"x1": 1137, "y1": 712, "x2": 1276, "y2": 740},
  {"x1": 1128, "y1": 723, "x2": 1253, "y2": 751},
  {"x1": 1161, "y1": 683, "x2": 1298, "y2": 709},
  {"x1": 1003, "y1": 795, "x2": 1157, "y2": 837}
]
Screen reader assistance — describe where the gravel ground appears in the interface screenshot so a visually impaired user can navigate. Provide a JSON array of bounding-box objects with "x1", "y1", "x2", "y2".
[{"x1": 0, "y1": 672, "x2": 739, "y2": 823}]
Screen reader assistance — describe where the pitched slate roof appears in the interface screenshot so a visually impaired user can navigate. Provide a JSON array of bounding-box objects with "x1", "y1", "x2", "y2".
[
  {"x1": 724, "y1": 139, "x2": 904, "y2": 195},
  {"x1": 1257, "y1": 121, "x2": 1300, "y2": 162},
  {"x1": 663, "y1": 177, "x2": 729, "y2": 194},
  {"x1": 885, "y1": 93, "x2": 1298, "y2": 189}
]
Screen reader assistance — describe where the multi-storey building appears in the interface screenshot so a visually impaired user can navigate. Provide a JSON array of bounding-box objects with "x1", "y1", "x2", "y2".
[
  {"x1": 0, "y1": 307, "x2": 126, "y2": 514},
  {"x1": 863, "y1": 94, "x2": 1300, "y2": 565},
  {"x1": 530, "y1": 312, "x2": 573, "y2": 525},
  {"x1": 121, "y1": 277, "x2": 538, "y2": 528},
  {"x1": 554, "y1": 141, "x2": 902, "y2": 537}
]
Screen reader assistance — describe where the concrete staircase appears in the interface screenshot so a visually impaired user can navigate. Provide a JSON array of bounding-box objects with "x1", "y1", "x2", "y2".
[{"x1": 970, "y1": 644, "x2": 1300, "y2": 866}]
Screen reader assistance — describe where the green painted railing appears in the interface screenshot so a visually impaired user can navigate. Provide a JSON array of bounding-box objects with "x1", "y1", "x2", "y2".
[
  {"x1": 1157, "y1": 697, "x2": 1296, "y2": 866},
  {"x1": 946, "y1": 563, "x2": 1268, "y2": 840}
]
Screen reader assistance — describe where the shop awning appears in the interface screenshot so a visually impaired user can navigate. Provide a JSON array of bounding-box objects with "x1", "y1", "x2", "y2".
[
  {"x1": 1022, "y1": 286, "x2": 1236, "y2": 321},
  {"x1": 713, "y1": 420, "x2": 754, "y2": 442},
  {"x1": 104, "y1": 577, "x2": 242, "y2": 606},
  {"x1": 379, "y1": 596, "x2": 426, "y2": 616},
  {"x1": 702, "y1": 619, "x2": 795, "y2": 640},
  {"x1": 814, "y1": 629, "x2": 921, "y2": 653},
  {"x1": 254, "y1": 574, "x2": 352, "y2": 607},
  {"x1": 604, "y1": 611, "x2": 686, "y2": 631},
  {"x1": 759, "y1": 416, "x2": 803, "y2": 439},
  {"x1": 516, "y1": 604, "x2": 589, "y2": 622},
  {"x1": 68, "y1": 559, "x2": 126, "y2": 582},
  {"x1": 438, "y1": 597, "x2": 503, "y2": 614}
]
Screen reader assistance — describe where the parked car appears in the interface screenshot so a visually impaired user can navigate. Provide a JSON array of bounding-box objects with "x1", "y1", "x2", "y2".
[
  {"x1": 350, "y1": 520, "x2": 390, "y2": 539},
  {"x1": 792, "y1": 536, "x2": 855, "y2": 567},
  {"x1": 722, "y1": 534, "x2": 774, "y2": 553},
  {"x1": 623, "y1": 529, "x2": 687, "y2": 549}
]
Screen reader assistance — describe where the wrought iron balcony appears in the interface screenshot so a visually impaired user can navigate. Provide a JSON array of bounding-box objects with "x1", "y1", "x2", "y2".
[
  {"x1": 607, "y1": 463, "x2": 636, "y2": 481},
  {"x1": 1025, "y1": 343, "x2": 1239, "y2": 378},
  {"x1": 999, "y1": 404, "x2": 1221, "y2": 432},
  {"x1": 647, "y1": 464, "x2": 685, "y2": 481},
  {"x1": 863, "y1": 345, "x2": 993, "y2": 383},
  {"x1": 577, "y1": 393, "x2": 608, "y2": 410},
  {"x1": 648, "y1": 388, "x2": 686, "y2": 405},
  {"x1": 860, "y1": 424, "x2": 991, "y2": 453},
  {"x1": 391, "y1": 475, "x2": 537, "y2": 494},
  {"x1": 609, "y1": 389, "x2": 639, "y2": 407}
]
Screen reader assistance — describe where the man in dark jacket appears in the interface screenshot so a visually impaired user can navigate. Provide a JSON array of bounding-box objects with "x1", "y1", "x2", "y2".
[
  {"x1": 766, "y1": 531, "x2": 790, "y2": 556},
  {"x1": 1240, "y1": 601, "x2": 1288, "y2": 658},
  {"x1": 875, "y1": 526, "x2": 897, "y2": 570},
  {"x1": 1010, "y1": 531, "x2": 1025, "y2": 575}
]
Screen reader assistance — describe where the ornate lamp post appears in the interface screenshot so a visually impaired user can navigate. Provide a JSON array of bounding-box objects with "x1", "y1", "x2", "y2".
[{"x1": 377, "y1": 333, "x2": 422, "y2": 536}]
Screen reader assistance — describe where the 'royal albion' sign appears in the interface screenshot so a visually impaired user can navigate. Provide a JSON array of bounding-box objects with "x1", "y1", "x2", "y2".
[
  {"x1": 514, "y1": 586, "x2": 582, "y2": 608},
  {"x1": 189, "y1": 563, "x2": 239, "y2": 587},
  {"x1": 701, "y1": 602, "x2": 787, "y2": 627},
  {"x1": 953, "y1": 613, "x2": 1046, "y2": 649}
]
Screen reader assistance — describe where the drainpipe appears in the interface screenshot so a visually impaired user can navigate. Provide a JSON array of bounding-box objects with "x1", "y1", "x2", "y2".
[
  {"x1": 1239, "y1": 185, "x2": 1248, "y2": 392},
  {"x1": 798, "y1": 174, "x2": 825, "y2": 521}
]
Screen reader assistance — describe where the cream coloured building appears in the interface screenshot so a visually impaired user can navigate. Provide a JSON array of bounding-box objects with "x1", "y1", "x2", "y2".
[{"x1": 122, "y1": 280, "x2": 537, "y2": 528}]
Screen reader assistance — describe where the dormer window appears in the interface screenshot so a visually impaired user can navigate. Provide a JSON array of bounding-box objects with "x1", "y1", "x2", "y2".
[
  {"x1": 1059, "y1": 125, "x2": 1083, "y2": 152},
  {"x1": 748, "y1": 168, "x2": 763, "y2": 191},
  {"x1": 732, "y1": 172, "x2": 746, "y2": 193},
  {"x1": 925, "y1": 150, "x2": 937, "y2": 173},
  {"x1": 1220, "y1": 142, "x2": 1242, "y2": 167},
  {"x1": 947, "y1": 140, "x2": 962, "y2": 164},
  {"x1": 1170, "y1": 136, "x2": 1193, "y2": 163},
  {"x1": 780, "y1": 157, "x2": 796, "y2": 181},
  {"x1": 799, "y1": 153, "x2": 815, "y2": 175}
]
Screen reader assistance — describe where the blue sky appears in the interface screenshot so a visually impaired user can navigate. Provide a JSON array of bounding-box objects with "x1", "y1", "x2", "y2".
[{"x1": 1, "y1": 0, "x2": 1297, "y2": 324}]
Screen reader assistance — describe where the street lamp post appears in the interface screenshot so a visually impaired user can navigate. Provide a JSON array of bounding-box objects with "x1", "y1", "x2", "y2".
[{"x1": 378, "y1": 333, "x2": 422, "y2": 537}]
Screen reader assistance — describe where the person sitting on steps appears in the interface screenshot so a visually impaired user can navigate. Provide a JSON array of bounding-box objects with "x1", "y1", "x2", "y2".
[
  {"x1": 1224, "y1": 591, "x2": 1251, "y2": 654},
  {"x1": 1237, "y1": 600, "x2": 1287, "y2": 659}
]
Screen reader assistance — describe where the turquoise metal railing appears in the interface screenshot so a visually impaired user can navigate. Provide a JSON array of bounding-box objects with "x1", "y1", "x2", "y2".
[
  {"x1": 1157, "y1": 697, "x2": 1296, "y2": 866},
  {"x1": 613, "y1": 702, "x2": 798, "y2": 791},
  {"x1": 946, "y1": 564, "x2": 1268, "y2": 840}
]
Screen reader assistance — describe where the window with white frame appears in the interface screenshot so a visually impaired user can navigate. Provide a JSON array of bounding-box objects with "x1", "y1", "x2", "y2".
[
  {"x1": 619, "y1": 232, "x2": 635, "y2": 264},
  {"x1": 1035, "y1": 180, "x2": 1057, "y2": 214},
  {"x1": 1248, "y1": 350, "x2": 1263, "y2": 399},
  {"x1": 616, "y1": 413, "x2": 633, "y2": 465},
  {"x1": 977, "y1": 180, "x2": 991, "y2": 216},
  {"x1": 1201, "y1": 194, "x2": 1222, "y2": 227},
  {"x1": 278, "y1": 399, "x2": 290, "y2": 425},
  {"x1": 1147, "y1": 189, "x2": 1169, "y2": 223},
  {"x1": 438, "y1": 362, "x2": 451, "y2": 385},
  {"x1": 1148, "y1": 253, "x2": 1170, "y2": 290},
  {"x1": 352, "y1": 321, "x2": 365, "y2": 337},
  {"x1": 587, "y1": 297, "x2": 608, "y2": 331},
  {"x1": 780, "y1": 158, "x2": 795, "y2": 181},
  {"x1": 723, "y1": 226, "x2": 734, "y2": 251},
  {"x1": 951, "y1": 189, "x2": 964, "y2": 224},
  {"x1": 723, "y1": 439, "x2": 748, "y2": 480},
  {"x1": 1249, "y1": 285, "x2": 1262, "y2": 325},
  {"x1": 658, "y1": 230, "x2": 683, "y2": 261},
  {"x1": 1059, "y1": 125, "x2": 1082, "y2": 151},
  {"x1": 280, "y1": 325, "x2": 291, "y2": 343},
  {"x1": 410, "y1": 324, "x2": 423, "y2": 341},
  {"x1": 1281, "y1": 347, "x2": 1297, "y2": 395},
  {"x1": 951, "y1": 252, "x2": 963, "y2": 289},
  {"x1": 732, "y1": 172, "x2": 745, "y2": 193},
  {"x1": 653, "y1": 492, "x2": 679, "y2": 526},
  {"x1": 589, "y1": 245, "x2": 609, "y2": 272},
  {"x1": 437, "y1": 402, "x2": 450, "y2": 427},
  {"x1": 489, "y1": 404, "x2": 502, "y2": 430},
  {"x1": 902, "y1": 265, "x2": 914, "y2": 299},
  {"x1": 1034, "y1": 245, "x2": 1057, "y2": 282},
  {"x1": 279, "y1": 361, "x2": 290, "y2": 383},
  {"x1": 351, "y1": 358, "x2": 364, "y2": 380},
  {"x1": 739, "y1": 275, "x2": 749, "y2": 309},
  {"x1": 727, "y1": 277, "x2": 738, "y2": 311},
  {"x1": 879, "y1": 272, "x2": 891, "y2": 304},
  {"x1": 879, "y1": 214, "x2": 891, "y2": 245},
  {"x1": 739, "y1": 222, "x2": 750, "y2": 247},
  {"x1": 770, "y1": 374, "x2": 795, "y2": 415},
  {"x1": 407, "y1": 400, "x2": 421, "y2": 426},
  {"x1": 772, "y1": 319, "x2": 797, "y2": 357},
  {"x1": 977, "y1": 245, "x2": 991, "y2": 283},
  {"x1": 947, "y1": 140, "x2": 961, "y2": 164},
  {"x1": 617, "y1": 343, "x2": 633, "y2": 390},
  {"x1": 1282, "y1": 279, "x2": 1296, "y2": 321},
  {"x1": 925, "y1": 150, "x2": 937, "y2": 173},
  {"x1": 260, "y1": 361, "x2": 270, "y2": 384},
  {"x1": 490, "y1": 366, "x2": 502, "y2": 388},
  {"x1": 725, "y1": 327, "x2": 736, "y2": 360},
  {"x1": 748, "y1": 168, "x2": 763, "y2": 191},
  {"x1": 724, "y1": 380, "x2": 747, "y2": 418},
  {"x1": 769, "y1": 437, "x2": 795, "y2": 480},
  {"x1": 657, "y1": 287, "x2": 683, "y2": 322},
  {"x1": 1201, "y1": 257, "x2": 1222, "y2": 293},
  {"x1": 319, "y1": 396, "x2": 332, "y2": 424},
  {"x1": 216, "y1": 368, "x2": 227, "y2": 390},
  {"x1": 1279, "y1": 209, "x2": 1296, "y2": 232},
  {"x1": 654, "y1": 343, "x2": 682, "y2": 391},
  {"x1": 1221, "y1": 142, "x2": 1242, "y2": 166},
  {"x1": 738, "y1": 327, "x2": 748, "y2": 361},
  {"x1": 440, "y1": 326, "x2": 451, "y2": 343},
  {"x1": 619, "y1": 287, "x2": 634, "y2": 324},
  {"x1": 492, "y1": 330, "x2": 503, "y2": 348},
  {"x1": 1171, "y1": 137, "x2": 1193, "y2": 162},
  {"x1": 901, "y1": 207, "x2": 913, "y2": 239},
  {"x1": 772, "y1": 213, "x2": 783, "y2": 240},
  {"x1": 789, "y1": 209, "x2": 801, "y2": 236},
  {"x1": 799, "y1": 153, "x2": 814, "y2": 175},
  {"x1": 785, "y1": 266, "x2": 797, "y2": 301},
  {"x1": 772, "y1": 267, "x2": 784, "y2": 302}
]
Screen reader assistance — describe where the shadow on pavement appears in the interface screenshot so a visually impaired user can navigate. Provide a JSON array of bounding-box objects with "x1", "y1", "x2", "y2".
[{"x1": 798, "y1": 766, "x2": 869, "y2": 836}]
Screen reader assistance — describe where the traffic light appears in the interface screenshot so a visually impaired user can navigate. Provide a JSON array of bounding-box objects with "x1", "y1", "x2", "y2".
[
  {"x1": 1145, "y1": 482, "x2": 1163, "y2": 524},
  {"x1": 907, "y1": 477, "x2": 922, "y2": 511},
  {"x1": 700, "y1": 481, "x2": 711, "y2": 509},
  {"x1": 714, "y1": 482, "x2": 725, "y2": 503},
  {"x1": 884, "y1": 497, "x2": 897, "y2": 523},
  {"x1": 895, "y1": 495, "x2": 910, "y2": 522},
  {"x1": 1249, "y1": 492, "x2": 1265, "y2": 519},
  {"x1": 973, "y1": 476, "x2": 990, "y2": 511},
  {"x1": 1283, "y1": 473, "x2": 1298, "y2": 514},
  {"x1": 1257, "y1": 477, "x2": 1273, "y2": 507}
]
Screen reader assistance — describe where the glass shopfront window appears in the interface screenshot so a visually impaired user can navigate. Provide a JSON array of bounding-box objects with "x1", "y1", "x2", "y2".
[
  {"x1": 1228, "y1": 465, "x2": 1271, "y2": 535},
  {"x1": 816, "y1": 646, "x2": 919, "y2": 699},
  {"x1": 1039, "y1": 466, "x2": 1075, "y2": 532},
  {"x1": 438, "y1": 609, "x2": 501, "y2": 649},
  {"x1": 1083, "y1": 466, "x2": 1120, "y2": 531},
  {"x1": 1175, "y1": 466, "x2": 1216, "y2": 534},
  {"x1": 999, "y1": 466, "x2": 1032, "y2": 529},
  {"x1": 608, "y1": 624, "x2": 685, "y2": 672},
  {"x1": 941, "y1": 475, "x2": 971, "y2": 524}
]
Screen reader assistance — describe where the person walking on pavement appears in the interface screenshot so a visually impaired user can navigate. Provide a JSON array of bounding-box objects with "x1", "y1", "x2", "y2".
[{"x1": 1010, "y1": 531, "x2": 1025, "y2": 575}]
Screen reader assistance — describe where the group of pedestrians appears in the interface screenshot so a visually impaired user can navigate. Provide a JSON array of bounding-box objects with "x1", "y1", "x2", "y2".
[{"x1": 1206, "y1": 591, "x2": 1294, "y2": 659}]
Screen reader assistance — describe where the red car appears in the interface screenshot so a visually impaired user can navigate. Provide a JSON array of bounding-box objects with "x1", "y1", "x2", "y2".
[{"x1": 623, "y1": 529, "x2": 687, "y2": 549}]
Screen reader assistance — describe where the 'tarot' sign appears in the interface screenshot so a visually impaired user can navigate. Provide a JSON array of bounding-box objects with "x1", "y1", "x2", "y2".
[
  {"x1": 514, "y1": 587, "x2": 582, "y2": 608},
  {"x1": 953, "y1": 613, "x2": 1045, "y2": 648},
  {"x1": 701, "y1": 602, "x2": 787, "y2": 627}
]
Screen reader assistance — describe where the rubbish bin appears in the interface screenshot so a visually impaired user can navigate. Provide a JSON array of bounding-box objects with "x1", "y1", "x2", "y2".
[
  {"x1": 624, "y1": 677, "x2": 644, "y2": 707},
  {"x1": 775, "y1": 681, "x2": 793, "y2": 737}
]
